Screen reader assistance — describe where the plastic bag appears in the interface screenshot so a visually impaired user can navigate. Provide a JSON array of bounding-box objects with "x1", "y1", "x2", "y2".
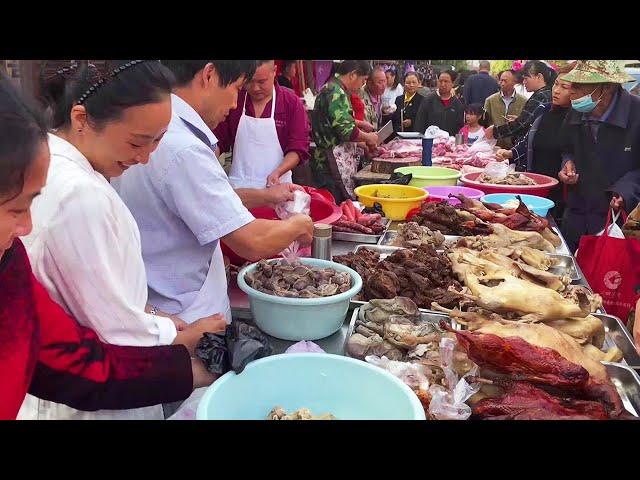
[
  {"x1": 195, "y1": 332, "x2": 229, "y2": 375},
  {"x1": 365, "y1": 355, "x2": 431, "y2": 393},
  {"x1": 285, "y1": 341, "x2": 326, "y2": 354},
  {"x1": 195, "y1": 321, "x2": 272, "y2": 375},
  {"x1": 362, "y1": 202, "x2": 385, "y2": 216},
  {"x1": 281, "y1": 241, "x2": 302, "y2": 264},
  {"x1": 483, "y1": 161, "x2": 515, "y2": 181},
  {"x1": 467, "y1": 137, "x2": 497, "y2": 155},
  {"x1": 225, "y1": 321, "x2": 273, "y2": 374},
  {"x1": 596, "y1": 210, "x2": 625, "y2": 238},
  {"x1": 427, "y1": 337, "x2": 479, "y2": 420},
  {"x1": 423, "y1": 125, "x2": 450, "y2": 139},
  {"x1": 380, "y1": 172, "x2": 413, "y2": 185},
  {"x1": 167, "y1": 387, "x2": 207, "y2": 420},
  {"x1": 275, "y1": 189, "x2": 311, "y2": 220}
]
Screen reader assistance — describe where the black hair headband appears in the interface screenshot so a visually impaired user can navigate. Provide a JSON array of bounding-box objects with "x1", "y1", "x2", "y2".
[{"x1": 75, "y1": 60, "x2": 146, "y2": 106}]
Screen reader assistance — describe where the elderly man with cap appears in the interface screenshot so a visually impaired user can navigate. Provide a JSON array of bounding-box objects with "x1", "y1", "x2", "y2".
[{"x1": 557, "y1": 60, "x2": 640, "y2": 252}]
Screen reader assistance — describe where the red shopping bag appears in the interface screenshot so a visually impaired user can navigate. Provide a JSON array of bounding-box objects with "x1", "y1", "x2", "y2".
[{"x1": 576, "y1": 209, "x2": 640, "y2": 323}]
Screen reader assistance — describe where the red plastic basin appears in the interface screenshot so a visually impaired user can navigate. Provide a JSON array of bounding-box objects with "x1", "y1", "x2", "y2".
[
  {"x1": 459, "y1": 172, "x2": 559, "y2": 198},
  {"x1": 221, "y1": 196, "x2": 342, "y2": 266}
]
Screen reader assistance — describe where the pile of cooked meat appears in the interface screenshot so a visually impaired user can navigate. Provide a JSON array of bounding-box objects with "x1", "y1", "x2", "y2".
[
  {"x1": 389, "y1": 222, "x2": 446, "y2": 248},
  {"x1": 477, "y1": 172, "x2": 537, "y2": 185},
  {"x1": 334, "y1": 244, "x2": 462, "y2": 309},
  {"x1": 245, "y1": 259, "x2": 352, "y2": 298}
]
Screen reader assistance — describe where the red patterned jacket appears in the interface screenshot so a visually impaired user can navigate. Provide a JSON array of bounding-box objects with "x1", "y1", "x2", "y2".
[{"x1": 0, "y1": 240, "x2": 193, "y2": 420}]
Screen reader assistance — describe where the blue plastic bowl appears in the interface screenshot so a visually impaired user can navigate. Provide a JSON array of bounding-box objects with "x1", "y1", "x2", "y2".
[
  {"x1": 237, "y1": 258, "x2": 362, "y2": 341},
  {"x1": 196, "y1": 353, "x2": 426, "y2": 420},
  {"x1": 481, "y1": 193, "x2": 555, "y2": 217}
]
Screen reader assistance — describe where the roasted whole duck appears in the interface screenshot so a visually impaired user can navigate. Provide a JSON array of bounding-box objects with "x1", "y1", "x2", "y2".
[
  {"x1": 456, "y1": 223, "x2": 557, "y2": 252},
  {"x1": 431, "y1": 305, "x2": 621, "y2": 363},
  {"x1": 409, "y1": 201, "x2": 492, "y2": 236},
  {"x1": 451, "y1": 194, "x2": 560, "y2": 245},
  {"x1": 439, "y1": 321, "x2": 630, "y2": 419}
]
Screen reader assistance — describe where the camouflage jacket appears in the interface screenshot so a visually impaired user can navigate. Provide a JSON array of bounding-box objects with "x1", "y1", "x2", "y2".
[
  {"x1": 359, "y1": 86, "x2": 381, "y2": 130},
  {"x1": 311, "y1": 76, "x2": 357, "y2": 172}
]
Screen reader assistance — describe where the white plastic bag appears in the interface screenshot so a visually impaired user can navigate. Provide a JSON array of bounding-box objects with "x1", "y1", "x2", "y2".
[
  {"x1": 285, "y1": 341, "x2": 326, "y2": 354},
  {"x1": 365, "y1": 355, "x2": 430, "y2": 393},
  {"x1": 482, "y1": 161, "x2": 515, "y2": 181},
  {"x1": 467, "y1": 137, "x2": 497, "y2": 154},
  {"x1": 275, "y1": 189, "x2": 311, "y2": 220},
  {"x1": 167, "y1": 387, "x2": 208, "y2": 420},
  {"x1": 423, "y1": 125, "x2": 450, "y2": 139},
  {"x1": 596, "y1": 210, "x2": 625, "y2": 238},
  {"x1": 427, "y1": 337, "x2": 479, "y2": 420}
]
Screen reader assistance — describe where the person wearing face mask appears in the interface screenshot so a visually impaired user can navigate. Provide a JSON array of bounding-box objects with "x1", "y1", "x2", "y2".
[
  {"x1": 555, "y1": 60, "x2": 640, "y2": 253},
  {"x1": 359, "y1": 66, "x2": 387, "y2": 131},
  {"x1": 413, "y1": 71, "x2": 465, "y2": 136},
  {"x1": 310, "y1": 60, "x2": 379, "y2": 203},
  {"x1": 391, "y1": 72, "x2": 424, "y2": 132},
  {"x1": 113, "y1": 61, "x2": 313, "y2": 332},
  {"x1": 6, "y1": 64, "x2": 225, "y2": 419},
  {"x1": 496, "y1": 63, "x2": 577, "y2": 219},
  {"x1": 485, "y1": 61, "x2": 555, "y2": 150},
  {"x1": 213, "y1": 60, "x2": 310, "y2": 188}
]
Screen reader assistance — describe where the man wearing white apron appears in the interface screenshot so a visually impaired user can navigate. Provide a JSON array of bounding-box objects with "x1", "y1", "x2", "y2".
[
  {"x1": 114, "y1": 61, "x2": 313, "y2": 329},
  {"x1": 215, "y1": 60, "x2": 311, "y2": 189}
]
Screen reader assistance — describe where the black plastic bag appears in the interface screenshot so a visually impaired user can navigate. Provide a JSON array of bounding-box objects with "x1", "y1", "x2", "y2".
[
  {"x1": 380, "y1": 172, "x2": 412, "y2": 185},
  {"x1": 194, "y1": 321, "x2": 273, "y2": 376},
  {"x1": 226, "y1": 322, "x2": 273, "y2": 374},
  {"x1": 362, "y1": 202, "x2": 385, "y2": 216},
  {"x1": 195, "y1": 332, "x2": 229, "y2": 374}
]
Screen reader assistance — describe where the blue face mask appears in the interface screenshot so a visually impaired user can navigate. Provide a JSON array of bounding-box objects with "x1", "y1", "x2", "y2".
[{"x1": 571, "y1": 86, "x2": 604, "y2": 113}]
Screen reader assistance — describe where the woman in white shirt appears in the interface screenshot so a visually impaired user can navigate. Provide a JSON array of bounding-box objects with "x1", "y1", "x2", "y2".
[
  {"x1": 19, "y1": 61, "x2": 224, "y2": 420},
  {"x1": 381, "y1": 67, "x2": 404, "y2": 122}
]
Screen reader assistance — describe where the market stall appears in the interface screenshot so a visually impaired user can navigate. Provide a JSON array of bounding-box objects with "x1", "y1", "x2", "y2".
[{"x1": 221, "y1": 186, "x2": 640, "y2": 420}]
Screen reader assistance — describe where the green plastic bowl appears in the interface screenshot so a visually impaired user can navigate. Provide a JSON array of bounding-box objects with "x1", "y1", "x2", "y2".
[
  {"x1": 196, "y1": 353, "x2": 426, "y2": 420},
  {"x1": 394, "y1": 166, "x2": 462, "y2": 187},
  {"x1": 237, "y1": 258, "x2": 362, "y2": 341}
]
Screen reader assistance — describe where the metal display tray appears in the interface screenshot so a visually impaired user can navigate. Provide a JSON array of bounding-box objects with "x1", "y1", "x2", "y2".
[
  {"x1": 342, "y1": 310, "x2": 640, "y2": 418},
  {"x1": 376, "y1": 236, "x2": 580, "y2": 283},
  {"x1": 378, "y1": 230, "x2": 461, "y2": 248},
  {"x1": 344, "y1": 308, "x2": 456, "y2": 359},
  {"x1": 332, "y1": 218, "x2": 392, "y2": 244},
  {"x1": 603, "y1": 362, "x2": 640, "y2": 417},
  {"x1": 597, "y1": 313, "x2": 640, "y2": 368}
]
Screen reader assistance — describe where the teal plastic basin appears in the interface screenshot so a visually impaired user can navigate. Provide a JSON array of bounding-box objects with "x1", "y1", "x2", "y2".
[
  {"x1": 237, "y1": 258, "x2": 362, "y2": 341},
  {"x1": 196, "y1": 353, "x2": 426, "y2": 420}
]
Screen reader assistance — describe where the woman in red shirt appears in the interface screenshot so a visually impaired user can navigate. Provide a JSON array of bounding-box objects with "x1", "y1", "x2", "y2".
[{"x1": 0, "y1": 74, "x2": 218, "y2": 420}]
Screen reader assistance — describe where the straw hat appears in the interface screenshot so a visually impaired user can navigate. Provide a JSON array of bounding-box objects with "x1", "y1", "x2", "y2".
[{"x1": 560, "y1": 60, "x2": 635, "y2": 84}]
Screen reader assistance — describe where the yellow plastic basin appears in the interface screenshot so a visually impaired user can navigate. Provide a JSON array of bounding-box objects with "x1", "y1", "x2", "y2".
[{"x1": 353, "y1": 184, "x2": 428, "y2": 221}]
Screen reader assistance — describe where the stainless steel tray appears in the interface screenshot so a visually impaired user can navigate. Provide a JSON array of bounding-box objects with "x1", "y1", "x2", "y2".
[
  {"x1": 378, "y1": 230, "x2": 461, "y2": 248},
  {"x1": 604, "y1": 362, "x2": 640, "y2": 417},
  {"x1": 332, "y1": 217, "x2": 392, "y2": 244},
  {"x1": 344, "y1": 307, "x2": 455, "y2": 359},
  {"x1": 547, "y1": 254, "x2": 581, "y2": 282},
  {"x1": 597, "y1": 313, "x2": 640, "y2": 368}
]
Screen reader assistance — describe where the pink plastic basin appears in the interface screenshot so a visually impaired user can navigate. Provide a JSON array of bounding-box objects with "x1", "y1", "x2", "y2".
[{"x1": 423, "y1": 186, "x2": 485, "y2": 205}]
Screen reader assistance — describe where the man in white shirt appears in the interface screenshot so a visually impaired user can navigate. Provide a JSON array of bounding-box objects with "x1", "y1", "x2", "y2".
[{"x1": 114, "y1": 61, "x2": 313, "y2": 325}]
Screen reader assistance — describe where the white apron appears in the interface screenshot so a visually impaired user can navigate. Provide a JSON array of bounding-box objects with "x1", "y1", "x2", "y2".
[
  {"x1": 229, "y1": 88, "x2": 291, "y2": 189},
  {"x1": 178, "y1": 242, "x2": 232, "y2": 325}
]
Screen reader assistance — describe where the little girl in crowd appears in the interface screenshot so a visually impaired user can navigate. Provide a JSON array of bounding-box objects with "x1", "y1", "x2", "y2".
[{"x1": 458, "y1": 103, "x2": 486, "y2": 145}]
